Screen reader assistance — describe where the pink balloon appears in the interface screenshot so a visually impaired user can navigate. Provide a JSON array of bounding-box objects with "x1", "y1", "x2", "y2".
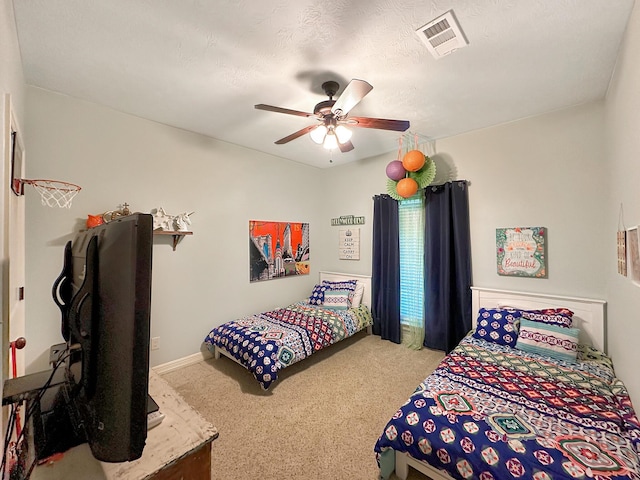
[{"x1": 386, "y1": 160, "x2": 406, "y2": 181}]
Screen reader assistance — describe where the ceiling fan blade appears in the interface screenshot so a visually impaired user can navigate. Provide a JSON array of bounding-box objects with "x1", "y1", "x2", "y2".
[
  {"x1": 331, "y1": 79, "x2": 373, "y2": 117},
  {"x1": 274, "y1": 125, "x2": 318, "y2": 144},
  {"x1": 338, "y1": 140, "x2": 354, "y2": 153},
  {"x1": 349, "y1": 116, "x2": 410, "y2": 132},
  {"x1": 255, "y1": 104, "x2": 315, "y2": 118}
]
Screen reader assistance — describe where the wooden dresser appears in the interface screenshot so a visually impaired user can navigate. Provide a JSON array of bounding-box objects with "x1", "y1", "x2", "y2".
[{"x1": 32, "y1": 371, "x2": 218, "y2": 480}]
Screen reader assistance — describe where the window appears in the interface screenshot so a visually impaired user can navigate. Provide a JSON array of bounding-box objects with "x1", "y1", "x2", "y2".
[{"x1": 398, "y1": 194, "x2": 425, "y2": 328}]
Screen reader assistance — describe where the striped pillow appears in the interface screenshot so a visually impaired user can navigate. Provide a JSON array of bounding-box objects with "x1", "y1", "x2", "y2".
[
  {"x1": 322, "y1": 279, "x2": 358, "y2": 305},
  {"x1": 322, "y1": 290, "x2": 350, "y2": 310},
  {"x1": 516, "y1": 319, "x2": 579, "y2": 363},
  {"x1": 521, "y1": 308, "x2": 574, "y2": 328}
]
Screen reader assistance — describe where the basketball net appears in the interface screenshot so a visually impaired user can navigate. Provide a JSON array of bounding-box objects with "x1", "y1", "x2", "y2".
[{"x1": 22, "y1": 179, "x2": 82, "y2": 208}]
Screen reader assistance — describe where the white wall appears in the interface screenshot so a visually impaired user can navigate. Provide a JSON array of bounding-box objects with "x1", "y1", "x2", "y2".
[
  {"x1": 0, "y1": 0, "x2": 24, "y2": 116},
  {"x1": 23, "y1": 87, "x2": 324, "y2": 372},
  {"x1": 438, "y1": 102, "x2": 607, "y2": 297},
  {"x1": 321, "y1": 102, "x2": 607, "y2": 297},
  {"x1": 604, "y1": 1, "x2": 640, "y2": 405},
  {"x1": 324, "y1": 97, "x2": 640, "y2": 405}
]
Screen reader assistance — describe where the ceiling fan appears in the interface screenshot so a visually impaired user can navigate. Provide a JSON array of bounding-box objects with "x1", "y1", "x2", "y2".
[{"x1": 255, "y1": 79, "x2": 410, "y2": 153}]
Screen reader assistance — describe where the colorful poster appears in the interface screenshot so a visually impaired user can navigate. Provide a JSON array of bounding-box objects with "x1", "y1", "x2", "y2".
[
  {"x1": 496, "y1": 227, "x2": 546, "y2": 278},
  {"x1": 249, "y1": 220, "x2": 309, "y2": 282}
]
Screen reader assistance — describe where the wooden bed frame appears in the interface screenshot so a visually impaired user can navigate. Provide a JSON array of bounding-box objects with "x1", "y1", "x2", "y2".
[
  {"x1": 213, "y1": 271, "x2": 372, "y2": 365},
  {"x1": 393, "y1": 287, "x2": 607, "y2": 480}
]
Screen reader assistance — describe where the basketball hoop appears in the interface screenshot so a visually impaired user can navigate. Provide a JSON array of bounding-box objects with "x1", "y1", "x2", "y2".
[{"x1": 21, "y1": 179, "x2": 82, "y2": 208}]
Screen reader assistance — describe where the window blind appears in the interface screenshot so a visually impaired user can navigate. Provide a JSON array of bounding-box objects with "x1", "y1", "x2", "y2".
[{"x1": 398, "y1": 194, "x2": 425, "y2": 327}]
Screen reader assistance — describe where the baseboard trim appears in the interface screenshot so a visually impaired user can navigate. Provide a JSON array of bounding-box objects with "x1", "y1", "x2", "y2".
[{"x1": 152, "y1": 350, "x2": 213, "y2": 375}]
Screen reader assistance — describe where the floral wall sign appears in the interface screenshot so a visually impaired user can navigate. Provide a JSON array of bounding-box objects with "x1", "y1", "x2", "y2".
[{"x1": 496, "y1": 227, "x2": 547, "y2": 278}]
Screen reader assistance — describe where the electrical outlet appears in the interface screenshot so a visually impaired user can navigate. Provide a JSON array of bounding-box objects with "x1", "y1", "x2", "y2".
[{"x1": 151, "y1": 337, "x2": 160, "y2": 351}]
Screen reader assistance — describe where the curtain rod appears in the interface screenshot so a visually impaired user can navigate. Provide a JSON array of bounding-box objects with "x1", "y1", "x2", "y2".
[{"x1": 372, "y1": 180, "x2": 470, "y2": 199}]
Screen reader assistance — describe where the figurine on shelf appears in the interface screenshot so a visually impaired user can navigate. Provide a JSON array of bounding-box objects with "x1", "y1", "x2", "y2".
[
  {"x1": 174, "y1": 212, "x2": 194, "y2": 232},
  {"x1": 103, "y1": 202, "x2": 133, "y2": 223},
  {"x1": 151, "y1": 207, "x2": 174, "y2": 231}
]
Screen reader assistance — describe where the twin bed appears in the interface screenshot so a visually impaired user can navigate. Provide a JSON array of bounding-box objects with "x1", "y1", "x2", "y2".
[
  {"x1": 376, "y1": 287, "x2": 640, "y2": 480},
  {"x1": 204, "y1": 277, "x2": 640, "y2": 480},
  {"x1": 203, "y1": 271, "x2": 372, "y2": 390}
]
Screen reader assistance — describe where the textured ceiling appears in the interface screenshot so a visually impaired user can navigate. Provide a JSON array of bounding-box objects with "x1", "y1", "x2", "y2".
[{"x1": 12, "y1": 0, "x2": 635, "y2": 168}]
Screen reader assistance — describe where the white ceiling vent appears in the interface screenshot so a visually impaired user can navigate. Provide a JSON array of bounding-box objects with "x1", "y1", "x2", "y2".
[{"x1": 416, "y1": 10, "x2": 468, "y2": 59}]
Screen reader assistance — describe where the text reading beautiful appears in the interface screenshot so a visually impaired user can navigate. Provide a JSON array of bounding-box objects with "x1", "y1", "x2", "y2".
[{"x1": 496, "y1": 227, "x2": 546, "y2": 278}]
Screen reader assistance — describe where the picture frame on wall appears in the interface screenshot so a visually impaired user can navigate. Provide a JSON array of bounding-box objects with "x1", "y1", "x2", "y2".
[
  {"x1": 617, "y1": 229, "x2": 627, "y2": 276},
  {"x1": 627, "y1": 226, "x2": 640, "y2": 287},
  {"x1": 249, "y1": 220, "x2": 310, "y2": 282},
  {"x1": 496, "y1": 226, "x2": 547, "y2": 278}
]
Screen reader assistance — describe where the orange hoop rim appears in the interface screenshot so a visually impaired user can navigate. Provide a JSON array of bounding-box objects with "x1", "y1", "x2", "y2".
[{"x1": 21, "y1": 178, "x2": 82, "y2": 193}]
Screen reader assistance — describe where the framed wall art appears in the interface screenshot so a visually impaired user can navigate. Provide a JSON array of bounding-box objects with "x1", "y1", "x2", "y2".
[
  {"x1": 627, "y1": 226, "x2": 640, "y2": 287},
  {"x1": 338, "y1": 228, "x2": 360, "y2": 260},
  {"x1": 249, "y1": 220, "x2": 310, "y2": 282},
  {"x1": 618, "y1": 204, "x2": 627, "y2": 276},
  {"x1": 617, "y1": 229, "x2": 627, "y2": 276},
  {"x1": 496, "y1": 226, "x2": 547, "y2": 278}
]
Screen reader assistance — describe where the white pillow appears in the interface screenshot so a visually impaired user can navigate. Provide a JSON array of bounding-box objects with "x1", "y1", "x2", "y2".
[{"x1": 351, "y1": 281, "x2": 365, "y2": 308}]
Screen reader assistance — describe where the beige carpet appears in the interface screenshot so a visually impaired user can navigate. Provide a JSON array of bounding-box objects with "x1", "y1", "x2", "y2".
[{"x1": 162, "y1": 331, "x2": 445, "y2": 480}]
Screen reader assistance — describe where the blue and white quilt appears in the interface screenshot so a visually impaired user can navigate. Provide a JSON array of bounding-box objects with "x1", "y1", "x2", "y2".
[
  {"x1": 375, "y1": 335, "x2": 640, "y2": 480},
  {"x1": 204, "y1": 302, "x2": 372, "y2": 389}
]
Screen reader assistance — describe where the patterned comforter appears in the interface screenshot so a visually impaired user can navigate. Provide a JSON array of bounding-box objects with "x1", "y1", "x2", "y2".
[
  {"x1": 204, "y1": 302, "x2": 372, "y2": 389},
  {"x1": 375, "y1": 335, "x2": 640, "y2": 480}
]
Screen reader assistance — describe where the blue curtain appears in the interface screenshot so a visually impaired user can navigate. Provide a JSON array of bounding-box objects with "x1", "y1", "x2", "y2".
[
  {"x1": 371, "y1": 194, "x2": 401, "y2": 344},
  {"x1": 423, "y1": 181, "x2": 472, "y2": 352}
]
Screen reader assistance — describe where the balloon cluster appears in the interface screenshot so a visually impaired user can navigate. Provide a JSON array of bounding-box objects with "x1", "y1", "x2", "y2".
[{"x1": 386, "y1": 150, "x2": 436, "y2": 200}]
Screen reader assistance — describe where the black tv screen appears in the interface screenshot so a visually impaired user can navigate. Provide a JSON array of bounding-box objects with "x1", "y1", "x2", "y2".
[{"x1": 62, "y1": 213, "x2": 153, "y2": 462}]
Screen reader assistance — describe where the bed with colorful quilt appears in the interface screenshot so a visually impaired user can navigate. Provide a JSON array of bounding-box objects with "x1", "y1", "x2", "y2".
[
  {"x1": 204, "y1": 271, "x2": 372, "y2": 390},
  {"x1": 375, "y1": 287, "x2": 640, "y2": 480}
]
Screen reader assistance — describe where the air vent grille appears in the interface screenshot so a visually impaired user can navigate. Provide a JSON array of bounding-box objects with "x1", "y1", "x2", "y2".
[
  {"x1": 424, "y1": 18, "x2": 450, "y2": 40},
  {"x1": 416, "y1": 10, "x2": 468, "y2": 59}
]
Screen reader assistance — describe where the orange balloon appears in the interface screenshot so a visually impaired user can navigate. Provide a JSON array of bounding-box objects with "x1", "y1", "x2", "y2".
[
  {"x1": 402, "y1": 150, "x2": 426, "y2": 172},
  {"x1": 396, "y1": 177, "x2": 418, "y2": 198}
]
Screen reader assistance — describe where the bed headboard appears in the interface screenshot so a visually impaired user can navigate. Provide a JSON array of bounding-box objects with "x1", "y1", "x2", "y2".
[
  {"x1": 471, "y1": 287, "x2": 607, "y2": 353},
  {"x1": 319, "y1": 271, "x2": 372, "y2": 309}
]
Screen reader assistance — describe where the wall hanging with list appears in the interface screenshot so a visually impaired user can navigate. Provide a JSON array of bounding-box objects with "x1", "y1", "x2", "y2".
[{"x1": 339, "y1": 228, "x2": 360, "y2": 260}]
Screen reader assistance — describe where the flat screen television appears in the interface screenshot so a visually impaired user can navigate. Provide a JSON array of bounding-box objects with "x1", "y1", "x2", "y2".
[{"x1": 50, "y1": 212, "x2": 153, "y2": 462}]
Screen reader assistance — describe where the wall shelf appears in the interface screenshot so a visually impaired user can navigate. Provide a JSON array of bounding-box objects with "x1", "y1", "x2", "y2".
[{"x1": 154, "y1": 230, "x2": 193, "y2": 251}]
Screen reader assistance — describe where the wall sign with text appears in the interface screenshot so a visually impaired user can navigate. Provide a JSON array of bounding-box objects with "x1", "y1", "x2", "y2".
[
  {"x1": 496, "y1": 227, "x2": 547, "y2": 278},
  {"x1": 331, "y1": 215, "x2": 365, "y2": 226},
  {"x1": 339, "y1": 228, "x2": 360, "y2": 260}
]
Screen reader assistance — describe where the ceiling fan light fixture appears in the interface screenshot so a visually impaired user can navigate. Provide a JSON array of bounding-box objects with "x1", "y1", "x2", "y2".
[
  {"x1": 323, "y1": 131, "x2": 338, "y2": 150},
  {"x1": 258, "y1": 78, "x2": 410, "y2": 153},
  {"x1": 335, "y1": 125, "x2": 352, "y2": 143},
  {"x1": 310, "y1": 125, "x2": 327, "y2": 144}
]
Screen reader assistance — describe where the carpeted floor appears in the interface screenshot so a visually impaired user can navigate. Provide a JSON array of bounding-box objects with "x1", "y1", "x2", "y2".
[{"x1": 161, "y1": 331, "x2": 445, "y2": 480}]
